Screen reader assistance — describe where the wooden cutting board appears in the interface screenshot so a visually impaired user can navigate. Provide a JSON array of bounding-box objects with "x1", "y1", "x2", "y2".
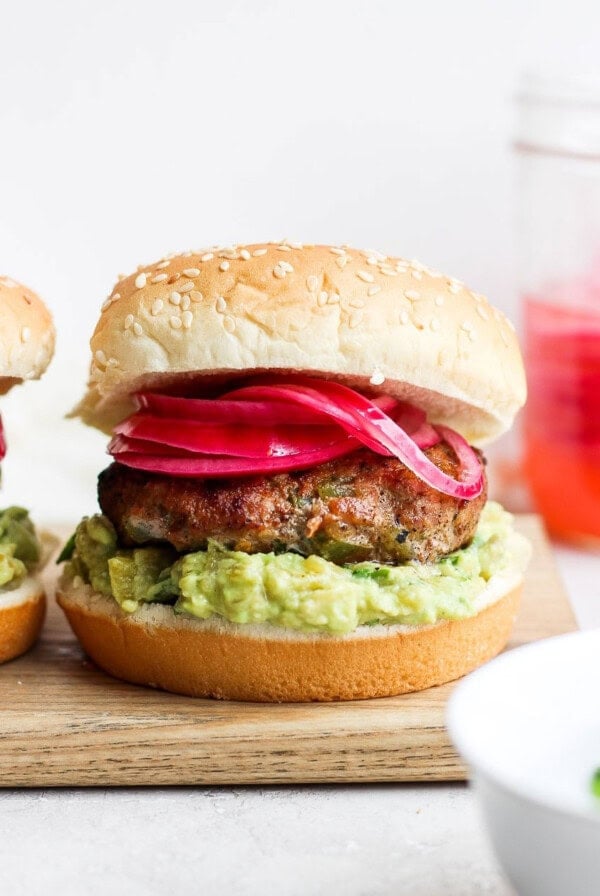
[{"x1": 0, "y1": 515, "x2": 576, "y2": 786}]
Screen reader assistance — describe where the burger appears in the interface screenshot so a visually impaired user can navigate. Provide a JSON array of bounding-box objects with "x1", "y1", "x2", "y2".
[
  {"x1": 57, "y1": 242, "x2": 530, "y2": 701},
  {"x1": 0, "y1": 275, "x2": 55, "y2": 664}
]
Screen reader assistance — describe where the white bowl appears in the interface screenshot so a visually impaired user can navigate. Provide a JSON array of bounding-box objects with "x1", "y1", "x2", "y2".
[{"x1": 447, "y1": 629, "x2": 600, "y2": 896}]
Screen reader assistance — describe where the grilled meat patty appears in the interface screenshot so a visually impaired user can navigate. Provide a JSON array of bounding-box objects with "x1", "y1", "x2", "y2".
[{"x1": 98, "y1": 444, "x2": 487, "y2": 565}]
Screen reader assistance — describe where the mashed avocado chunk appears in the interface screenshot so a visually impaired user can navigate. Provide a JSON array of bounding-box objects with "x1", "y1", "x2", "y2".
[
  {"x1": 63, "y1": 502, "x2": 525, "y2": 635},
  {"x1": 0, "y1": 506, "x2": 41, "y2": 588}
]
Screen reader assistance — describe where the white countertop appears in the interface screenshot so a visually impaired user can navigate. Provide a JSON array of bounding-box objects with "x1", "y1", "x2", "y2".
[{"x1": 0, "y1": 543, "x2": 596, "y2": 895}]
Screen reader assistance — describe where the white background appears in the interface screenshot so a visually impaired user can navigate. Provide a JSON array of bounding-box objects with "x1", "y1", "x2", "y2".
[{"x1": 1, "y1": 0, "x2": 599, "y2": 522}]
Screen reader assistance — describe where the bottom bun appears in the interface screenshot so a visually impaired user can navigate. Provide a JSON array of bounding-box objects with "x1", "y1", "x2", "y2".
[
  {"x1": 56, "y1": 576, "x2": 522, "y2": 702},
  {"x1": 0, "y1": 577, "x2": 46, "y2": 665}
]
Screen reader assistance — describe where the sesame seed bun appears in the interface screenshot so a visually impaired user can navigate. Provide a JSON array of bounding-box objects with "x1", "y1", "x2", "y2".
[
  {"x1": 0, "y1": 276, "x2": 55, "y2": 395},
  {"x1": 74, "y1": 243, "x2": 525, "y2": 445},
  {"x1": 0, "y1": 577, "x2": 46, "y2": 665},
  {"x1": 56, "y1": 568, "x2": 523, "y2": 702}
]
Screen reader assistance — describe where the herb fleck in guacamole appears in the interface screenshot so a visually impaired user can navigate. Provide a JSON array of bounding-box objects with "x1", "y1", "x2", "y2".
[{"x1": 63, "y1": 502, "x2": 528, "y2": 635}]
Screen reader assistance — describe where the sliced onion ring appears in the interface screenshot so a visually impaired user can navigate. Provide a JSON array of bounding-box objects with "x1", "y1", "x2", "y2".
[
  {"x1": 115, "y1": 414, "x2": 356, "y2": 458},
  {"x1": 221, "y1": 382, "x2": 483, "y2": 499},
  {"x1": 109, "y1": 438, "x2": 363, "y2": 476}
]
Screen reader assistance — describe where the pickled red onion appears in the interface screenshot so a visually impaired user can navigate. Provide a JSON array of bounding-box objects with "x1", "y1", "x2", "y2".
[
  {"x1": 115, "y1": 415, "x2": 355, "y2": 458},
  {"x1": 221, "y1": 383, "x2": 483, "y2": 499},
  {"x1": 109, "y1": 379, "x2": 483, "y2": 499},
  {"x1": 109, "y1": 438, "x2": 365, "y2": 475}
]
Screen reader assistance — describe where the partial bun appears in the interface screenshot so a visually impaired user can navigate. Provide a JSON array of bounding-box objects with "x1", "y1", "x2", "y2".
[
  {"x1": 57, "y1": 575, "x2": 522, "y2": 702},
  {"x1": 0, "y1": 577, "x2": 46, "y2": 664},
  {"x1": 0, "y1": 276, "x2": 55, "y2": 394},
  {"x1": 75, "y1": 243, "x2": 526, "y2": 445}
]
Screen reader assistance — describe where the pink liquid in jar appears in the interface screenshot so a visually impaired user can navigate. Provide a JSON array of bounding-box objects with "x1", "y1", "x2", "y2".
[{"x1": 524, "y1": 285, "x2": 600, "y2": 544}]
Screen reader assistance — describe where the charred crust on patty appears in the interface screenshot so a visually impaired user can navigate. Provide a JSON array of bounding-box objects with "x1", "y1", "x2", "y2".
[{"x1": 98, "y1": 443, "x2": 487, "y2": 565}]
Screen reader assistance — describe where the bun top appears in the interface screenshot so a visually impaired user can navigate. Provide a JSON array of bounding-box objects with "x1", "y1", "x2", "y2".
[
  {"x1": 0, "y1": 276, "x2": 55, "y2": 394},
  {"x1": 76, "y1": 242, "x2": 526, "y2": 444}
]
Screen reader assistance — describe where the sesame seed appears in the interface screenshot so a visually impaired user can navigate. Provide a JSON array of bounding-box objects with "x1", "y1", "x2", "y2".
[
  {"x1": 349, "y1": 311, "x2": 363, "y2": 328},
  {"x1": 151, "y1": 274, "x2": 168, "y2": 283},
  {"x1": 435, "y1": 295, "x2": 445, "y2": 307},
  {"x1": 350, "y1": 298, "x2": 365, "y2": 308},
  {"x1": 288, "y1": 241, "x2": 304, "y2": 249},
  {"x1": 357, "y1": 270, "x2": 374, "y2": 283},
  {"x1": 240, "y1": 249, "x2": 251, "y2": 260},
  {"x1": 107, "y1": 357, "x2": 119, "y2": 367},
  {"x1": 124, "y1": 314, "x2": 134, "y2": 330},
  {"x1": 201, "y1": 253, "x2": 214, "y2": 262},
  {"x1": 219, "y1": 261, "x2": 230, "y2": 272},
  {"x1": 152, "y1": 299, "x2": 164, "y2": 316},
  {"x1": 113, "y1": 293, "x2": 121, "y2": 300},
  {"x1": 181, "y1": 295, "x2": 191, "y2": 311},
  {"x1": 219, "y1": 248, "x2": 238, "y2": 259},
  {"x1": 133, "y1": 322, "x2": 143, "y2": 336},
  {"x1": 399, "y1": 310, "x2": 410, "y2": 325},
  {"x1": 468, "y1": 329, "x2": 477, "y2": 342},
  {"x1": 183, "y1": 268, "x2": 200, "y2": 277},
  {"x1": 330, "y1": 247, "x2": 346, "y2": 256},
  {"x1": 179, "y1": 281, "x2": 194, "y2": 293},
  {"x1": 170, "y1": 316, "x2": 182, "y2": 329},
  {"x1": 252, "y1": 248, "x2": 268, "y2": 257},
  {"x1": 190, "y1": 291, "x2": 203, "y2": 302},
  {"x1": 95, "y1": 350, "x2": 107, "y2": 365},
  {"x1": 370, "y1": 369, "x2": 385, "y2": 386},
  {"x1": 430, "y1": 317, "x2": 441, "y2": 332},
  {"x1": 411, "y1": 270, "x2": 423, "y2": 280},
  {"x1": 216, "y1": 296, "x2": 227, "y2": 313},
  {"x1": 273, "y1": 264, "x2": 287, "y2": 279},
  {"x1": 448, "y1": 282, "x2": 462, "y2": 294},
  {"x1": 170, "y1": 291, "x2": 182, "y2": 306},
  {"x1": 182, "y1": 310, "x2": 193, "y2": 329},
  {"x1": 101, "y1": 299, "x2": 112, "y2": 312},
  {"x1": 362, "y1": 248, "x2": 386, "y2": 261},
  {"x1": 404, "y1": 289, "x2": 421, "y2": 301},
  {"x1": 317, "y1": 291, "x2": 328, "y2": 307},
  {"x1": 279, "y1": 260, "x2": 294, "y2": 273},
  {"x1": 277, "y1": 244, "x2": 292, "y2": 252},
  {"x1": 307, "y1": 275, "x2": 319, "y2": 292},
  {"x1": 335, "y1": 255, "x2": 349, "y2": 269},
  {"x1": 327, "y1": 293, "x2": 340, "y2": 304},
  {"x1": 368, "y1": 285, "x2": 381, "y2": 297},
  {"x1": 380, "y1": 267, "x2": 398, "y2": 277},
  {"x1": 366, "y1": 257, "x2": 378, "y2": 266},
  {"x1": 135, "y1": 273, "x2": 147, "y2": 289},
  {"x1": 156, "y1": 260, "x2": 170, "y2": 270},
  {"x1": 223, "y1": 315, "x2": 236, "y2": 333},
  {"x1": 476, "y1": 305, "x2": 489, "y2": 320}
]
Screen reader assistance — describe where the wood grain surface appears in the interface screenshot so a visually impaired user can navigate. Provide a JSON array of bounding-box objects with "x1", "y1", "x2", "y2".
[{"x1": 0, "y1": 515, "x2": 576, "y2": 787}]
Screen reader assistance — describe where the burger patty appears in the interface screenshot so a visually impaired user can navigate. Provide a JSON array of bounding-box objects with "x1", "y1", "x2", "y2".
[{"x1": 97, "y1": 443, "x2": 487, "y2": 565}]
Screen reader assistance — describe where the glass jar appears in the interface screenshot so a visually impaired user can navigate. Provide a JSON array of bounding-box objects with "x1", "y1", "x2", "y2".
[{"x1": 516, "y1": 75, "x2": 600, "y2": 546}]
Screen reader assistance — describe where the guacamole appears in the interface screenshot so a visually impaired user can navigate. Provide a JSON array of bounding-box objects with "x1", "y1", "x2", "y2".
[
  {"x1": 62, "y1": 502, "x2": 525, "y2": 635},
  {"x1": 0, "y1": 506, "x2": 41, "y2": 588}
]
